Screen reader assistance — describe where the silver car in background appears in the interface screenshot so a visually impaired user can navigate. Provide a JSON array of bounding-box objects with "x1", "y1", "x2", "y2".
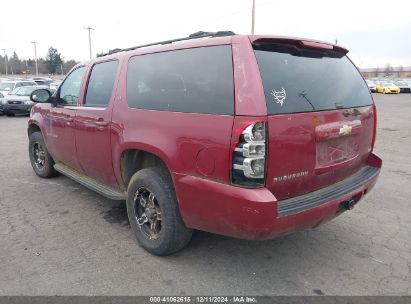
[{"x1": 394, "y1": 80, "x2": 411, "y2": 93}]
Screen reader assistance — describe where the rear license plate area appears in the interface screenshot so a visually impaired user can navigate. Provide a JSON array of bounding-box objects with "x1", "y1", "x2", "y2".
[{"x1": 316, "y1": 135, "x2": 360, "y2": 167}]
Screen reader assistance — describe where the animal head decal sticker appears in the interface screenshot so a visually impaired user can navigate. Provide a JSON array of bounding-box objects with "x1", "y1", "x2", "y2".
[{"x1": 270, "y1": 88, "x2": 287, "y2": 107}]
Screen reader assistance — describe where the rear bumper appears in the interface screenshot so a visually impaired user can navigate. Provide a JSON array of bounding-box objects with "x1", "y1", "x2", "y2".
[{"x1": 174, "y1": 153, "x2": 382, "y2": 240}]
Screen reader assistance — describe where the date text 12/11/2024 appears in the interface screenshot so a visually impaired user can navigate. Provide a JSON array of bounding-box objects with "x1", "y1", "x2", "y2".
[{"x1": 149, "y1": 296, "x2": 257, "y2": 303}]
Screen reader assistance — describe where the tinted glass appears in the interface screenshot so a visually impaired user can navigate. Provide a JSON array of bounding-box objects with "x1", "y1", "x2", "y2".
[
  {"x1": 127, "y1": 45, "x2": 234, "y2": 115},
  {"x1": 85, "y1": 60, "x2": 118, "y2": 107},
  {"x1": 59, "y1": 66, "x2": 86, "y2": 105},
  {"x1": 254, "y1": 44, "x2": 373, "y2": 115}
]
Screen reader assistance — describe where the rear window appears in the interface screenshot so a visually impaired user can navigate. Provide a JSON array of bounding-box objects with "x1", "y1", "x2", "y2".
[
  {"x1": 22, "y1": 82, "x2": 37, "y2": 86},
  {"x1": 254, "y1": 43, "x2": 373, "y2": 115},
  {"x1": 127, "y1": 45, "x2": 234, "y2": 115}
]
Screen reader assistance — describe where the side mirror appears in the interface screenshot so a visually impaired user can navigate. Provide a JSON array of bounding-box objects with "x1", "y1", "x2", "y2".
[{"x1": 30, "y1": 89, "x2": 51, "y2": 103}]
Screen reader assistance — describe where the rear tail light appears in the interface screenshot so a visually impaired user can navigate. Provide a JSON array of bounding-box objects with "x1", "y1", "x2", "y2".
[{"x1": 232, "y1": 122, "x2": 266, "y2": 187}]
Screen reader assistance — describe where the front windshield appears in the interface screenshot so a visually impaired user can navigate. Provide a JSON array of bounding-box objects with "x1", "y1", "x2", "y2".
[
  {"x1": 9, "y1": 88, "x2": 20, "y2": 95},
  {"x1": 0, "y1": 82, "x2": 14, "y2": 91},
  {"x1": 15, "y1": 87, "x2": 39, "y2": 96}
]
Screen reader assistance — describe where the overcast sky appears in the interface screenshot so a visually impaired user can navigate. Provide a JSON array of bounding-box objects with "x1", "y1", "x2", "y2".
[{"x1": 1, "y1": 0, "x2": 410, "y2": 68}]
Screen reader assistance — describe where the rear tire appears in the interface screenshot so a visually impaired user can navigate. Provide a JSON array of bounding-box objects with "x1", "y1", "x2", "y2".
[
  {"x1": 126, "y1": 167, "x2": 192, "y2": 256},
  {"x1": 28, "y1": 132, "x2": 58, "y2": 178},
  {"x1": 6, "y1": 113, "x2": 14, "y2": 117}
]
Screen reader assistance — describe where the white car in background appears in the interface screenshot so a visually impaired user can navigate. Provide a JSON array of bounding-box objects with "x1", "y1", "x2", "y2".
[
  {"x1": 49, "y1": 80, "x2": 62, "y2": 92},
  {"x1": 0, "y1": 85, "x2": 49, "y2": 116}
]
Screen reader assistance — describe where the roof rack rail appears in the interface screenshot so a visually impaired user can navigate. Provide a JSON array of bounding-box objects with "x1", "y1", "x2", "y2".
[{"x1": 97, "y1": 31, "x2": 235, "y2": 57}]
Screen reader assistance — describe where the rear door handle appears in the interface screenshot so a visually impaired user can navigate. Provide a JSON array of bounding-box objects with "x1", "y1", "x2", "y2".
[{"x1": 95, "y1": 120, "x2": 109, "y2": 127}]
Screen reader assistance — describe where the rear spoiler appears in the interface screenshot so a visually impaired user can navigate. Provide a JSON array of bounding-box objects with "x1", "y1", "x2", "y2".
[{"x1": 251, "y1": 37, "x2": 348, "y2": 55}]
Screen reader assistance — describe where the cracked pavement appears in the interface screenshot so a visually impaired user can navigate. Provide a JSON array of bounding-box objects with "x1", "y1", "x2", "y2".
[{"x1": 0, "y1": 94, "x2": 410, "y2": 295}]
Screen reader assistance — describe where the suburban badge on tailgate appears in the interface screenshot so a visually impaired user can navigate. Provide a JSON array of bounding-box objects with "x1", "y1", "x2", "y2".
[{"x1": 273, "y1": 171, "x2": 309, "y2": 183}]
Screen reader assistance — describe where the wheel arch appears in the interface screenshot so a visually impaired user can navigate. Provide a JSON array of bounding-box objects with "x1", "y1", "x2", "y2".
[
  {"x1": 28, "y1": 115, "x2": 53, "y2": 158},
  {"x1": 28, "y1": 123, "x2": 42, "y2": 137},
  {"x1": 118, "y1": 145, "x2": 174, "y2": 189},
  {"x1": 28, "y1": 112, "x2": 46, "y2": 137}
]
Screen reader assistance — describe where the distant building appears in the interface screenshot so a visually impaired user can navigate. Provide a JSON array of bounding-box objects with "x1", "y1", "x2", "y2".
[{"x1": 360, "y1": 66, "x2": 411, "y2": 78}]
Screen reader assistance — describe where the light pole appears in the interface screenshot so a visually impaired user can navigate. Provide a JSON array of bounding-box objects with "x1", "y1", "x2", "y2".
[
  {"x1": 84, "y1": 26, "x2": 95, "y2": 59},
  {"x1": 31, "y1": 41, "x2": 39, "y2": 75},
  {"x1": 1, "y1": 49, "x2": 7, "y2": 75},
  {"x1": 251, "y1": 0, "x2": 256, "y2": 34}
]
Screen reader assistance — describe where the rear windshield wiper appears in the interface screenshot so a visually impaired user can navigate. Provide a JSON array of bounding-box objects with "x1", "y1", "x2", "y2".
[{"x1": 298, "y1": 91, "x2": 316, "y2": 111}]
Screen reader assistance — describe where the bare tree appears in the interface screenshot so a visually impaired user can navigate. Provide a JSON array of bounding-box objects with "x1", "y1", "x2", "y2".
[
  {"x1": 374, "y1": 66, "x2": 380, "y2": 78},
  {"x1": 398, "y1": 65, "x2": 404, "y2": 78},
  {"x1": 384, "y1": 63, "x2": 392, "y2": 77}
]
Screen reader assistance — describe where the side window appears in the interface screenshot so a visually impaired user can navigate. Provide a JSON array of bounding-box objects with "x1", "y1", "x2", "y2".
[
  {"x1": 59, "y1": 66, "x2": 86, "y2": 105},
  {"x1": 14, "y1": 83, "x2": 22, "y2": 88},
  {"x1": 85, "y1": 60, "x2": 118, "y2": 107},
  {"x1": 127, "y1": 45, "x2": 234, "y2": 115}
]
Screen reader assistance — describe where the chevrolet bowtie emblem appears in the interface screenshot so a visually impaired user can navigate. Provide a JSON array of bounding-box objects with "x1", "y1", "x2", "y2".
[{"x1": 339, "y1": 124, "x2": 352, "y2": 136}]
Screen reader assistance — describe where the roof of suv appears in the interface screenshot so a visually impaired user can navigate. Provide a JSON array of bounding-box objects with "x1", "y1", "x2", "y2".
[
  {"x1": 92, "y1": 31, "x2": 344, "y2": 60},
  {"x1": 98, "y1": 31, "x2": 236, "y2": 56},
  {"x1": 70, "y1": 32, "x2": 347, "y2": 73}
]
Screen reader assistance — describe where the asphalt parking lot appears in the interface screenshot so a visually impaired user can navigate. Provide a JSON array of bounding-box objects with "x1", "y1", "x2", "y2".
[{"x1": 0, "y1": 93, "x2": 410, "y2": 296}]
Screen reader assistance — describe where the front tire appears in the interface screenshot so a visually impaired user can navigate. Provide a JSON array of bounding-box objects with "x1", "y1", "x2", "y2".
[
  {"x1": 126, "y1": 167, "x2": 192, "y2": 256},
  {"x1": 28, "y1": 132, "x2": 58, "y2": 178}
]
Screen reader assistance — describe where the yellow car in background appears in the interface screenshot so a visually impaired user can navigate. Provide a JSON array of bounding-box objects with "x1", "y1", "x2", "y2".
[{"x1": 375, "y1": 82, "x2": 400, "y2": 94}]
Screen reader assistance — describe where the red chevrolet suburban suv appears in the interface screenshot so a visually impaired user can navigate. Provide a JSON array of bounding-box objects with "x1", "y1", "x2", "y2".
[{"x1": 28, "y1": 31, "x2": 382, "y2": 255}]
